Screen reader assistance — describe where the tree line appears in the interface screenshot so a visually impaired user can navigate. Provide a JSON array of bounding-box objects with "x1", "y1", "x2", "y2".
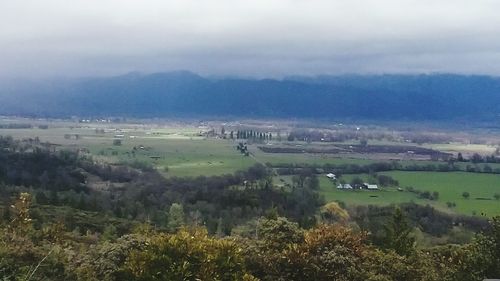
[
  {"x1": 272, "y1": 160, "x2": 500, "y2": 175},
  {"x1": 235, "y1": 130, "x2": 273, "y2": 141}
]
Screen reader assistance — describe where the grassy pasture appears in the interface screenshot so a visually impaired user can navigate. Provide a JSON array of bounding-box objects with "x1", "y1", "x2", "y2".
[
  {"x1": 380, "y1": 171, "x2": 500, "y2": 216},
  {"x1": 87, "y1": 138, "x2": 256, "y2": 177},
  {"x1": 317, "y1": 171, "x2": 500, "y2": 216}
]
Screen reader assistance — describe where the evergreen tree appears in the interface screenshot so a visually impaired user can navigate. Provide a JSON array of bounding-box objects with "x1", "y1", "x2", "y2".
[
  {"x1": 382, "y1": 208, "x2": 415, "y2": 256},
  {"x1": 167, "y1": 203, "x2": 185, "y2": 231},
  {"x1": 216, "y1": 217, "x2": 224, "y2": 237}
]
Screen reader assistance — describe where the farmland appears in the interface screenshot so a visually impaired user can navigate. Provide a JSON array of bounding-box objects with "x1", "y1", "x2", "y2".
[{"x1": 1, "y1": 117, "x2": 500, "y2": 216}]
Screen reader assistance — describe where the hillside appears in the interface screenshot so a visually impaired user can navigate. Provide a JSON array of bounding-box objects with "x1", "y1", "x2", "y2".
[{"x1": 1, "y1": 72, "x2": 500, "y2": 120}]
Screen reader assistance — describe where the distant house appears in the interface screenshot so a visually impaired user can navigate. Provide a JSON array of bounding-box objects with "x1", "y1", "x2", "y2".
[
  {"x1": 326, "y1": 173, "x2": 336, "y2": 180},
  {"x1": 363, "y1": 183, "x2": 379, "y2": 190},
  {"x1": 337, "y1": 184, "x2": 353, "y2": 189}
]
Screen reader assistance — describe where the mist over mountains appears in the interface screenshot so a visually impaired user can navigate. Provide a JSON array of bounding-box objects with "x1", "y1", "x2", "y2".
[{"x1": 1, "y1": 72, "x2": 500, "y2": 121}]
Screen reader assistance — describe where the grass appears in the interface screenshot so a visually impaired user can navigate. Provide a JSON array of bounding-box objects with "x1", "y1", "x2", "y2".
[
  {"x1": 87, "y1": 138, "x2": 256, "y2": 177},
  {"x1": 317, "y1": 171, "x2": 500, "y2": 217},
  {"x1": 380, "y1": 171, "x2": 500, "y2": 216}
]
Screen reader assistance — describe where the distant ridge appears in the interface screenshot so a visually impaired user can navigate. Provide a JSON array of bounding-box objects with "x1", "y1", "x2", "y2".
[{"x1": 1, "y1": 72, "x2": 500, "y2": 121}]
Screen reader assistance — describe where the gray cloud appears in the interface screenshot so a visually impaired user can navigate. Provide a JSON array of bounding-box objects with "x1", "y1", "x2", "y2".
[{"x1": 1, "y1": 0, "x2": 500, "y2": 78}]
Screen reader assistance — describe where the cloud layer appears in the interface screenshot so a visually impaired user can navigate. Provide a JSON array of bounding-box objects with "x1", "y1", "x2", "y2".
[{"x1": 2, "y1": 0, "x2": 500, "y2": 78}]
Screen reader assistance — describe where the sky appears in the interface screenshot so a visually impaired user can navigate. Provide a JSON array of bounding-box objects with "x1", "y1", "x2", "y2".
[{"x1": 1, "y1": 0, "x2": 500, "y2": 79}]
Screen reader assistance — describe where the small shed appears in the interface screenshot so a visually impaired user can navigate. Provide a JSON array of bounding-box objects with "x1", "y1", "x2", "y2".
[{"x1": 326, "y1": 173, "x2": 336, "y2": 180}]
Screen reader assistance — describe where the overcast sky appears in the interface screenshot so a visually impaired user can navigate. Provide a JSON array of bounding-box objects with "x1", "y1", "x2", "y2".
[{"x1": 2, "y1": 0, "x2": 500, "y2": 79}]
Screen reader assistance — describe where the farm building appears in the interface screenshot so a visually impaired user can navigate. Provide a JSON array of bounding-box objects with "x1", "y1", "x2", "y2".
[
  {"x1": 326, "y1": 173, "x2": 336, "y2": 180},
  {"x1": 337, "y1": 184, "x2": 353, "y2": 189},
  {"x1": 364, "y1": 183, "x2": 379, "y2": 190}
]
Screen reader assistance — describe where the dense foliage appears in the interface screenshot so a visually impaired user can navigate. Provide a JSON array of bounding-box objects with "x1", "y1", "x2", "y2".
[{"x1": 1, "y1": 194, "x2": 500, "y2": 281}]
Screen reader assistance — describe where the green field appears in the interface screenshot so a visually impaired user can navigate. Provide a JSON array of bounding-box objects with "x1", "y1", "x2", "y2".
[
  {"x1": 318, "y1": 171, "x2": 500, "y2": 216},
  {"x1": 87, "y1": 138, "x2": 257, "y2": 177},
  {"x1": 381, "y1": 171, "x2": 500, "y2": 216}
]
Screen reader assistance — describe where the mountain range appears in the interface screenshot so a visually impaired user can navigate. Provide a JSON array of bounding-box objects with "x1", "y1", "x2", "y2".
[{"x1": 1, "y1": 72, "x2": 500, "y2": 121}]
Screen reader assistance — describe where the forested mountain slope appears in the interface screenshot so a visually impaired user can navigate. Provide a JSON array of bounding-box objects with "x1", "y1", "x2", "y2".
[{"x1": 1, "y1": 72, "x2": 500, "y2": 120}]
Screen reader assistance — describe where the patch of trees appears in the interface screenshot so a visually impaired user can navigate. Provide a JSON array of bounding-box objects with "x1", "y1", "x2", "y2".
[
  {"x1": 376, "y1": 174, "x2": 399, "y2": 186},
  {"x1": 348, "y1": 203, "x2": 489, "y2": 243},
  {"x1": 78, "y1": 161, "x2": 140, "y2": 182},
  {"x1": 0, "y1": 137, "x2": 87, "y2": 192},
  {"x1": 130, "y1": 164, "x2": 322, "y2": 232},
  {"x1": 457, "y1": 152, "x2": 500, "y2": 164},
  {"x1": 405, "y1": 187, "x2": 439, "y2": 200}
]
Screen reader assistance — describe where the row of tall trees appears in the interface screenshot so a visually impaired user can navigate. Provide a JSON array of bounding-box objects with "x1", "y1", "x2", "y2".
[{"x1": 235, "y1": 130, "x2": 273, "y2": 141}]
